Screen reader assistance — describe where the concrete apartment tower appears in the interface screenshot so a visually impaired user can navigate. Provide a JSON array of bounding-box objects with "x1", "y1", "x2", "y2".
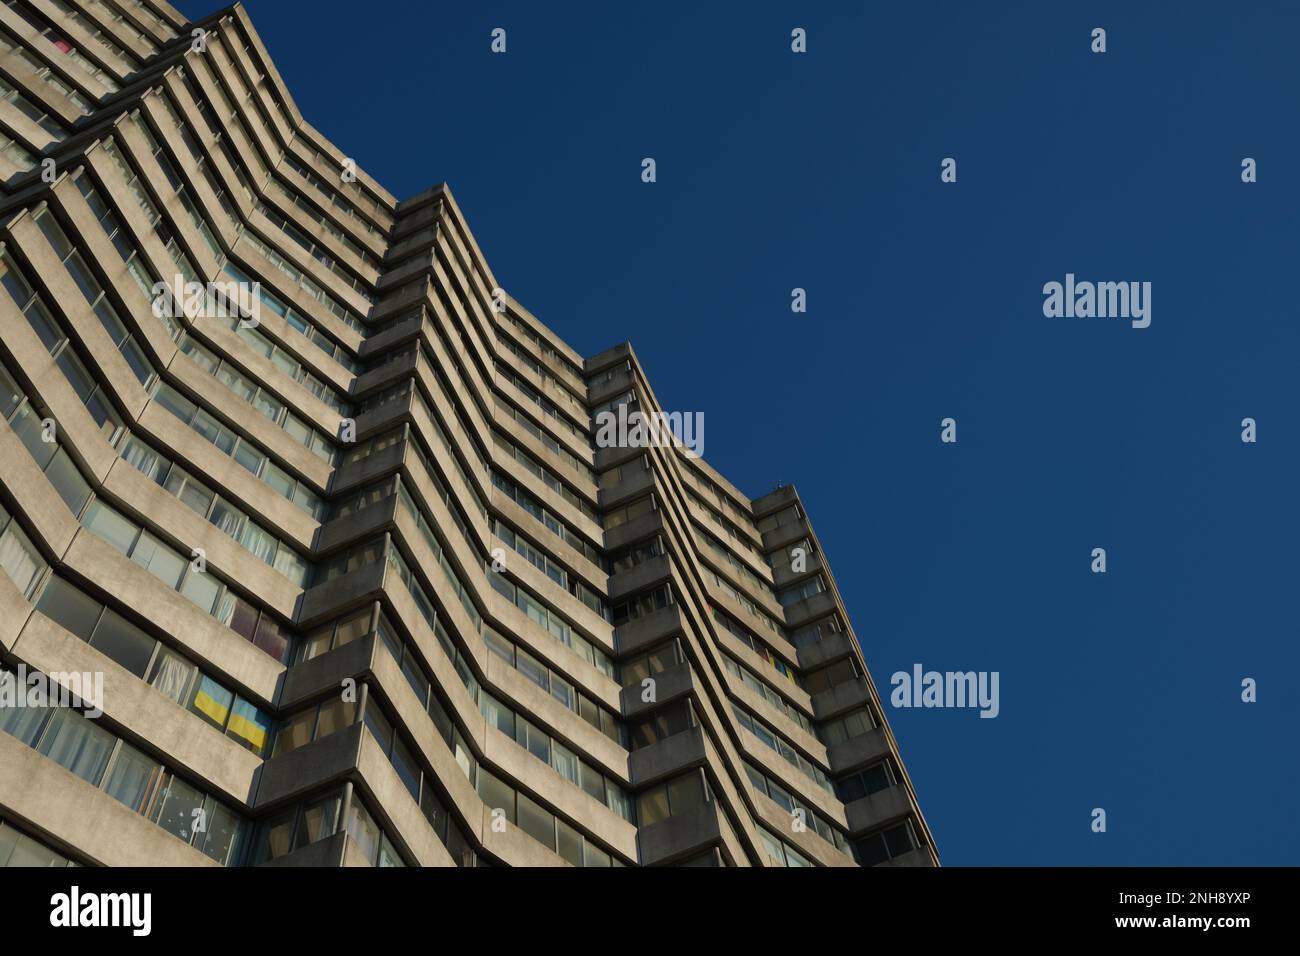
[{"x1": 0, "y1": 0, "x2": 936, "y2": 867}]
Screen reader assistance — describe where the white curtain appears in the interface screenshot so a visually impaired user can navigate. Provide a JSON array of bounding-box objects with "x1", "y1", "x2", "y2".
[{"x1": 0, "y1": 525, "x2": 44, "y2": 598}]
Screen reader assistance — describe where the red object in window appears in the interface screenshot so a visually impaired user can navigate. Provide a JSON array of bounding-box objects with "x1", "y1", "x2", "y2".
[
  {"x1": 229, "y1": 598, "x2": 259, "y2": 642},
  {"x1": 254, "y1": 615, "x2": 290, "y2": 663}
]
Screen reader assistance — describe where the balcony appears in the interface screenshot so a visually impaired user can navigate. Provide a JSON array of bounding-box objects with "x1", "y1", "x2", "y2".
[
  {"x1": 613, "y1": 602, "x2": 682, "y2": 656},
  {"x1": 608, "y1": 553, "x2": 670, "y2": 603},
  {"x1": 844, "y1": 784, "x2": 912, "y2": 834},
  {"x1": 622, "y1": 660, "x2": 695, "y2": 720},
  {"x1": 628, "y1": 724, "x2": 706, "y2": 788},
  {"x1": 795, "y1": 629, "x2": 854, "y2": 671},
  {"x1": 827, "y1": 727, "x2": 892, "y2": 775},
  {"x1": 638, "y1": 800, "x2": 725, "y2": 866}
]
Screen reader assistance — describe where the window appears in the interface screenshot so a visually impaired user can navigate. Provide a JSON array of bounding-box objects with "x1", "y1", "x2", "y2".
[
  {"x1": 516, "y1": 792, "x2": 555, "y2": 849},
  {"x1": 480, "y1": 693, "x2": 515, "y2": 738},
  {"x1": 622, "y1": 641, "x2": 679, "y2": 685},
  {"x1": 803, "y1": 658, "x2": 858, "y2": 696},
  {"x1": 273, "y1": 708, "x2": 317, "y2": 757},
  {"x1": 130, "y1": 532, "x2": 186, "y2": 588},
  {"x1": 37, "y1": 709, "x2": 115, "y2": 784},
  {"x1": 87, "y1": 610, "x2": 154, "y2": 678},
  {"x1": 477, "y1": 769, "x2": 515, "y2": 824},
  {"x1": 630, "y1": 699, "x2": 694, "y2": 750},
  {"x1": 516, "y1": 717, "x2": 550, "y2": 764},
  {"x1": 611, "y1": 584, "x2": 671, "y2": 626},
  {"x1": 515, "y1": 647, "x2": 548, "y2": 690},
  {"x1": 31, "y1": 576, "x2": 270, "y2": 749},
  {"x1": 0, "y1": 819, "x2": 76, "y2": 867},
  {"x1": 0, "y1": 667, "x2": 248, "y2": 862},
  {"x1": 777, "y1": 576, "x2": 826, "y2": 607},
  {"x1": 636, "y1": 771, "x2": 709, "y2": 826},
  {"x1": 759, "y1": 827, "x2": 814, "y2": 867},
  {"x1": 821, "y1": 707, "x2": 875, "y2": 747},
  {"x1": 854, "y1": 821, "x2": 920, "y2": 866},
  {"x1": 81, "y1": 500, "x2": 138, "y2": 554},
  {"x1": 35, "y1": 576, "x2": 102, "y2": 639},
  {"x1": 274, "y1": 697, "x2": 357, "y2": 757},
  {"x1": 148, "y1": 649, "x2": 195, "y2": 705},
  {"x1": 0, "y1": 516, "x2": 46, "y2": 599},
  {"x1": 836, "y1": 761, "x2": 897, "y2": 803},
  {"x1": 259, "y1": 807, "x2": 298, "y2": 862},
  {"x1": 344, "y1": 801, "x2": 382, "y2": 865},
  {"x1": 44, "y1": 450, "x2": 91, "y2": 515},
  {"x1": 747, "y1": 762, "x2": 850, "y2": 853},
  {"x1": 603, "y1": 494, "x2": 655, "y2": 531},
  {"x1": 226, "y1": 698, "x2": 272, "y2": 755},
  {"x1": 104, "y1": 743, "x2": 163, "y2": 813}
]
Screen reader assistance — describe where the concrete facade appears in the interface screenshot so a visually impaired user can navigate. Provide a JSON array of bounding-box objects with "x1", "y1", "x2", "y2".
[{"x1": 0, "y1": 0, "x2": 937, "y2": 868}]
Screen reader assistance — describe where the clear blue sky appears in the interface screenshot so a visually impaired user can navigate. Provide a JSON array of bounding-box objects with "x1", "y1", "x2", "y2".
[{"x1": 176, "y1": 0, "x2": 1300, "y2": 865}]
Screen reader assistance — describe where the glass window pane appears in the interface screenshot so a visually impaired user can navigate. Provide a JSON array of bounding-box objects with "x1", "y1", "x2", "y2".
[
  {"x1": 88, "y1": 609, "x2": 155, "y2": 677},
  {"x1": 37, "y1": 709, "x2": 114, "y2": 785},
  {"x1": 883, "y1": 823, "x2": 914, "y2": 859},
  {"x1": 555, "y1": 818, "x2": 583, "y2": 866},
  {"x1": 549, "y1": 673, "x2": 574, "y2": 710},
  {"x1": 252, "y1": 615, "x2": 290, "y2": 661},
  {"x1": 0, "y1": 682, "x2": 49, "y2": 745},
  {"x1": 147, "y1": 648, "x2": 195, "y2": 705},
  {"x1": 130, "y1": 533, "x2": 186, "y2": 588},
  {"x1": 314, "y1": 697, "x2": 355, "y2": 738},
  {"x1": 579, "y1": 761, "x2": 605, "y2": 802},
  {"x1": 293, "y1": 793, "x2": 341, "y2": 849},
  {"x1": 480, "y1": 693, "x2": 514, "y2": 738},
  {"x1": 582, "y1": 842, "x2": 611, "y2": 867},
  {"x1": 476, "y1": 769, "x2": 515, "y2": 824},
  {"x1": 550, "y1": 741, "x2": 578, "y2": 786},
  {"x1": 363, "y1": 700, "x2": 394, "y2": 752},
  {"x1": 518, "y1": 718, "x2": 549, "y2": 764},
  {"x1": 637, "y1": 784, "x2": 669, "y2": 826},
  {"x1": 44, "y1": 449, "x2": 91, "y2": 514},
  {"x1": 36, "y1": 577, "x2": 102, "y2": 640},
  {"x1": 516, "y1": 792, "x2": 555, "y2": 851},
  {"x1": 174, "y1": 563, "x2": 219, "y2": 614},
  {"x1": 103, "y1": 742, "x2": 162, "y2": 813},
  {"x1": 390, "y1": 736, "x2": 420, "y2": 800},
  {"x1": 258, "y1": 807, "x2": 297, "y2": 862},
  {"x1": 0, "y1": 522, "x2": 46, "y2": 598},
  {"x1": 209, "y1": 499, "x2": 246, "y2": 539},
  {"x1": 377, "y1": 835, "x2": 404, "y2": 867},
  {"x1": 151, "y1": 772, "x2": 205, "y2": 845},
  {"x1": 335, "y1": 609, "x2": 371, "y2": 646},
  {"x1": 226, "y1": 697, "x2": 271, "y2": 755},
  {"x1": 0, "y1": 825, "x2": 69, "y2": 867},
  {"x1": 196, "y1": 798, "x2": 242, "y2": 865},
  {"x1": 272, "y1": 707, "x2": 317, "y2": 757},
  {"x1": 344, "y1": 800, "x2": 381, "y2": 866},
  {"x1": 82, "y1": 501, "x2": 137, "y2": 554},
  {"x1": 188, "y1": 675, "x2": 234, "y2": 730},
  {"x1": 515, "y1": 647, "x2": 547, "y2": 690},
  {"x1": 668, "y1": 773, "x2": 706, "y2": 816}
]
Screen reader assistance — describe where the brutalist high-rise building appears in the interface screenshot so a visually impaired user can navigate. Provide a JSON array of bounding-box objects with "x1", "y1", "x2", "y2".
[{"x1": 0, "y1": 0, "x2": 936, "y2": 868}]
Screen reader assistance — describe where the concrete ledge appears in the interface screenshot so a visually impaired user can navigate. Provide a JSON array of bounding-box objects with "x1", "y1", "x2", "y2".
[
  {"x1": 13, "y1": 612, "x2": 262, "y2": 805},
  {"x1": 828, "y1": 727, "x2": 892, "y2": 775},
  {"x1": 845, "y1": 785, "x2": 912, "y2": 834},
  {"x1": 0, "y1": 732, "x2": 218, "y2": 867},
  {"x1": 613, "y1": 604, "x2": 682, "y2": 656},
  {"x1": 628, "y1": 724, "x2": 706, "y2": 788},
  {"x1": 254, "y1": 720, "x2": 363, "y2": 810},
  {"x1": 621, "y1": 660, "x2": 693, "y2": 720},
  {"x1": 637, "y1": 801, "x2": 723, "y2": 867},
  {"x1": 260, "y1": 831, "x2": 347, "y2": 867}
]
